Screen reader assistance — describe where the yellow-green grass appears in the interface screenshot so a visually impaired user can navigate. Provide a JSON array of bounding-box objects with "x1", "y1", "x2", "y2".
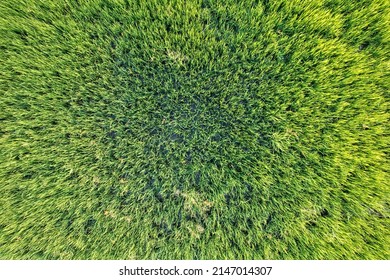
[{"x1": 0, "y1": 0, "x2": 389, "y2": 259}]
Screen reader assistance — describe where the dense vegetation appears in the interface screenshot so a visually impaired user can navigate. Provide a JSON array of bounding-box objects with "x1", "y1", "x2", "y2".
[{"x1": 0, "y1": 0, "x2": 389, "y2": 259}]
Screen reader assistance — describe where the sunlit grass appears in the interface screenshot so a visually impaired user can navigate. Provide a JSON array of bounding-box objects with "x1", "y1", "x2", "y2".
[{"x1": 0, "y1": 0, "x2": 389, "y2": 259}]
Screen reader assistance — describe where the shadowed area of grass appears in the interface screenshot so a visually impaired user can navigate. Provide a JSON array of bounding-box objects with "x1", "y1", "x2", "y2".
[{"x1": 0, "y1": 0, "x2": 389, "y2": 259}]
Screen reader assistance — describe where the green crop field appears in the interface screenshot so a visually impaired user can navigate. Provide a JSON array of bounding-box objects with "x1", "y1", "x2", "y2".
[{"x1": 0, "y1": 0, "x2": 389, "y2": 260}]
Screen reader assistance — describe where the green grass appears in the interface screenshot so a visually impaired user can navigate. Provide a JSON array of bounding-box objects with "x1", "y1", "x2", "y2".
[{"x1": 0, "y1": 0, "x2": 389, "y2": 259}]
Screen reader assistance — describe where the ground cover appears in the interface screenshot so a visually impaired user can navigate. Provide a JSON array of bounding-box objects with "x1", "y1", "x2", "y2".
[{"x1": 0, "y1": 0, "x2": 389, "y2": 259}]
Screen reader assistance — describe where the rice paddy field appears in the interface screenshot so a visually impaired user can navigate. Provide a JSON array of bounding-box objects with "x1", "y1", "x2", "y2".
[{"x1": 0, "y1": 0, "x2": 389, "y2": 259}]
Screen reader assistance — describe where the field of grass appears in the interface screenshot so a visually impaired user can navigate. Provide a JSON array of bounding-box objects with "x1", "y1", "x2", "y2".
[{"x1": 0, "y1": 0, "x2": 389, "y2": 259}]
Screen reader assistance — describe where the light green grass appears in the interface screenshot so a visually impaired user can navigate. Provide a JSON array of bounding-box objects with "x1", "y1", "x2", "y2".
[{"x1": 0, "y1": 0, "x2": 389, "y2": 259}]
